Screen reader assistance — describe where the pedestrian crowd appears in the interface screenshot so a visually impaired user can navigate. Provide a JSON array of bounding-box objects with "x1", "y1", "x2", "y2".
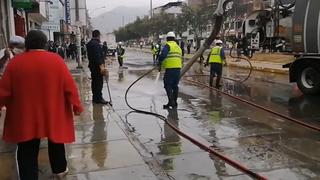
[{"x1": 47, "y1": 39, "x2": 88, "y2": 61}]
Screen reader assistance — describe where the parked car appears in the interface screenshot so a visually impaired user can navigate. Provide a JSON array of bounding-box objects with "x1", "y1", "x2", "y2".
[{"x1": 107, "y1": 44, "x2": 117, "y2": 56}]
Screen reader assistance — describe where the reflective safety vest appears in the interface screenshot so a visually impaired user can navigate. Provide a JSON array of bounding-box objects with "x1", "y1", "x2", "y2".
[
  {"x1": 209, "y1": 46, "x2": 223, "y2": 64},
  {"x1": 152, "y1": 45, "x2": 160, "y2": 55},
  {"x1": 163, "y1": 41, "x2": 182, "y2": 69},
  {"x1": 152, "y1": 47, "x2": 156, "y2": 55},
  {"x1": 117, "y1": 47, "x2": 125, "y2": 58}
]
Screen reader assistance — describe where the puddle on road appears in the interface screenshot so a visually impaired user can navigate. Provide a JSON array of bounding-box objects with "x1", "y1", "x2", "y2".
[
  {"x1": 1, "y1": 51, "x2": 319, "y2": 180},
  {"x1": 114, "y1": 52, "x2": 320, "y2": 179}
]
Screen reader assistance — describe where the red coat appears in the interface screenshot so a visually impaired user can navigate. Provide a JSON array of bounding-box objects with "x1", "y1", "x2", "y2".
[{"x1": 0, "y1": 50, "x2": 83, "y2": 143}]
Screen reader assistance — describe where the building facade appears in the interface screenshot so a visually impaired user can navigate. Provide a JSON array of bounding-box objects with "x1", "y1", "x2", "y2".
[
  {"x1": 0, "y1": 0, "x2": 89, "y2": 48},
  {"x1": 0, "y1": 0, "x2": 49, "y2": 48},
  {"x1": 153, "y1": 2, "x2": 185, "y2": 17},
  {"x1": 41, "y1": 0, "x2": 66, "y2": 41},
  {"x1": 187, "y1": 0, "x2": 217, "y2": 9}
]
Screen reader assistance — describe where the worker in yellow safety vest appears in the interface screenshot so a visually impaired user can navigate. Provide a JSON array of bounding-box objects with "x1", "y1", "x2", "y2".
[
  {"x1": 151, "y1": 42, "x2": 160, "y2": 65},
  {"x1": 205, "y1": 40, "x2": 227, "y2": 88},
  {"x1": 158, "y1": 32, "x2": 182, "y2": 109},
  {"x1": 116, "y1": 42, "x2": 125, "y2": 67}
]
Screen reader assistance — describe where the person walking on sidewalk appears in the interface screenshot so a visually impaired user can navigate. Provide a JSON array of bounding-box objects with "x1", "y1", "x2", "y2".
[
  {"x1": 0, "y1": 36, "x2": 25, "y2": 75},
  {"x1": 117, "y1": 42, "x2": 125, "y2": 67},
  {"x1": 180, "y1": 40, "x2": 185, "y2": 57},
  {"x1": 205, "y1": 40, "x2": 227, "y2": 88},
  {"x1": 57, "y1": 42, "x2": 65, "y2": 59},
  {"x1": 86, "y1": 30, "x2": 109, "y2": 104},
  {"x1": 102, "y1": 41, "x2": 108, "y2": 58},
  {"x1": 0, "y1": 30, "x2": 83, "y2": 180},
  {"x1": 187, "y1": 41, "x2": 191, "y2": 54},
  {"x1": 69, "y1": 42, "x2": 77, "y2": 60},
  {"x1": 158, "y1": 31, "x2": 182, "y2": 109}
]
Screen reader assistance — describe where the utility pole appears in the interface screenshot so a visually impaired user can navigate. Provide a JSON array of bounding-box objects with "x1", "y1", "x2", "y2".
[
  {"x1": 122, "y1": 16, "x2": 124, "y2": 27},
  {"x1": 273, "y1": 0, "x2": 280, "y2": 38},
  {"x1": 150, "y1": 0, "x2": 153, "y2": 18},
  {"x1": 75, "y1": 0, "x2": 82, "y2": 68}
]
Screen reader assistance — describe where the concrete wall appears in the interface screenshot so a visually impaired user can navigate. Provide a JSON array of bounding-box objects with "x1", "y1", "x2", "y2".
[
  {"x1": 164, "y1": 6, "x2": 182, "y2": 15},
  {"x1": 0, "y1": 0, "x2": 16, "y2": 48},
  {"x1": 188, "y1": 0, "x2": 216, "y2": 8}
]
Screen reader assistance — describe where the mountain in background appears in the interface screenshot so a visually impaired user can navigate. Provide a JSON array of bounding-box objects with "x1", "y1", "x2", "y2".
[{"x1": 91, "y1": 6, "x2": 149, "y2": 33}]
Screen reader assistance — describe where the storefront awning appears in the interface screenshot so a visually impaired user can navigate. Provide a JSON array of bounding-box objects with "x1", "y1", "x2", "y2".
[{"x1": 12, "y1": 0, "x2": 32, "y2": 9}]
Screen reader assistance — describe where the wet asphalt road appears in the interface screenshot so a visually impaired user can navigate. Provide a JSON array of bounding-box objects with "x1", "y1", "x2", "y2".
[
  {"x1": 0, "y1": 49, "x2": 319, "y2": 180},
  {"x1": 110, "y1": 50, "x2": 320, "y2": 179}
]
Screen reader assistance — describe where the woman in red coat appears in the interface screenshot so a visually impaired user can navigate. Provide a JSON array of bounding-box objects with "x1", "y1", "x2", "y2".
[{"x1": 0, "y1": 30, "x2": 83, "y2": 180}]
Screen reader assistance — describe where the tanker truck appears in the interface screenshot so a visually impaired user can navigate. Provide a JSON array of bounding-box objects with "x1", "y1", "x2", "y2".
[
  {"x1": 239, "y1": 0, "x2": 320, "y2": 94},
  {"x1": 284, "y1": 0, "x2": 320, "y2": 95}
]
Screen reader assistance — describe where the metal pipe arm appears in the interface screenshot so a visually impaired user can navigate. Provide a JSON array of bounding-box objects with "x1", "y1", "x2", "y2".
[{"x1": 180, "y1": 0, "x2": 233, "y2": 78}]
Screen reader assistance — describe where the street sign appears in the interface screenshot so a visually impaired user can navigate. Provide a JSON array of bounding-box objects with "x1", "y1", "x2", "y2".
[
  {"x1": 65, "y1": 0, "x2": 71, "y2": 24},
  {"x1": 41, "y1": 24, "x2": 60, "y2": 31}
]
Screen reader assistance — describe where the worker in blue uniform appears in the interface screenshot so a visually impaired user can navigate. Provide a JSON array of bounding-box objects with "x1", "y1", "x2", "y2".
[
  {"x1": 158, "y1": 32, "x2": 183, "y2": 109},
  {"x1": 86, "y1": 30, "x2": 108, "y2": 104}
]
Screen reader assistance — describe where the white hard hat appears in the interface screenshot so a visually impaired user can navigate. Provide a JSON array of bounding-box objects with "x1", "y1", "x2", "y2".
[
  {"x1": 215, "y1": 40, "x2": 223, "y2": 45},
  {"x1": 167, "y1": 31, "x2": 176, "y2": 38},
  {"x1": 118, "y1": 42, "x2": 123, "y2": 45},
  {"x1": 9, "y1": 36, "x2": 25, "y2": 45}
]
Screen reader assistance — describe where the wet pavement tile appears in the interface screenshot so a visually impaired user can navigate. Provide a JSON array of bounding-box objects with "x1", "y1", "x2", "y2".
[
  {"x1": 66, "y1": 164, "x2": 158, "y2": 180},
  {"x1": 158, "y1": 151, "x2": 249, "y2": 180},
  {"x1": 67, "y1": 140, "x2": 144, "y2": 174},
  {"x1": 112, "y1": 51, "x2": 320, "y2": 179},
  {"x1": 74, "y1": 120, "x2": 128, "y2": 145}
]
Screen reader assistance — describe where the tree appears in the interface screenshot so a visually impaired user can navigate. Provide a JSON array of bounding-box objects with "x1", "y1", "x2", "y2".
[
  {"x1": 114, "y1": 1, "x2": 215, "y2": 42},
  {"x1": 181, "y1": 1, "x2": 215, "y2": 46}
]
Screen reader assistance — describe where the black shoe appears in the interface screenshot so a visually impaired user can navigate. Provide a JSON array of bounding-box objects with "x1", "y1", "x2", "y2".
[
  {"x1": 163, "y1": 104, "x2": 170, "y2": 109},
  {"x1": 100, "y1": 99, "x2": 110, "y2": 104},
  {"x1": 93, "y1": 99, "x2": 109, "y2": 105},
  {"x1": 171, "y1": 104, "x2": 177, "y2": 109},
  {"x1": 171, "y1": 101, "x2": 178, "y2": 109}
]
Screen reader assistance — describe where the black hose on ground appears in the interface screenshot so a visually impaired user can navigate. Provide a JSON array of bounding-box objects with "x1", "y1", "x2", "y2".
[
  {"x1": 228, "y1": 45, "x2": 254, "y2": 83},
  {"x1": 185, "y1": 45, "x2": 253, "y2": 84},
  {"x1": 124, "y1": 67, "x2": 267, "y2": 180}
]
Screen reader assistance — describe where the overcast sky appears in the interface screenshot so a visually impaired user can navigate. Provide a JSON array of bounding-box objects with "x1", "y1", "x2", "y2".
[{"x1": 87, "y1": 0, "x2": 182, "y2": 17}]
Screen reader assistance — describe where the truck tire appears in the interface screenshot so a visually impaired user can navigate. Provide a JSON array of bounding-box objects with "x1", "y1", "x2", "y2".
[{"x1": 297, "y1": 66, "x2": 320, "y2": 95}]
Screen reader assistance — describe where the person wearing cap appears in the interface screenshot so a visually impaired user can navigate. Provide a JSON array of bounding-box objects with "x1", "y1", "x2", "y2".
[
  {"x1": 205, "y1": 39, "x2": 227, "y2": 88},
  {"x1": 0, "y1": 30, "x2": 83, "y2": 180},
  {"x1": 158, "y1": 31, "x2": 183, "y2": 109},
  {"x1": 0, "y1": 35, "x2": 25, "y2": 74}
]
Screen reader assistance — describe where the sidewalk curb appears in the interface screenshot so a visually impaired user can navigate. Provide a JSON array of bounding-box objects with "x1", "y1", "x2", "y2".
[{"x1": 227, "y1": 63, "x2": 289, "y2": 75}]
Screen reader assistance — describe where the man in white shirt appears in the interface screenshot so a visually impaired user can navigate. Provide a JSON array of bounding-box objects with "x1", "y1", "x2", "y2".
[{"x1": 0, "y1": 36, "x2": 25, "y2": 74}]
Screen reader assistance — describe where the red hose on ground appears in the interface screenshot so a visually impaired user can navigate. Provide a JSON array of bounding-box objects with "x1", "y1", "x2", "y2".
[
  {"x1": 184, "y1": 79, "x2": 320, "y2": 132},
  {"x1": 165, "y1": 118, "x2": 268, "y2": 180},
  {"x1": 125, "y1": 68, "x2": 268, "y2": 180}
]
